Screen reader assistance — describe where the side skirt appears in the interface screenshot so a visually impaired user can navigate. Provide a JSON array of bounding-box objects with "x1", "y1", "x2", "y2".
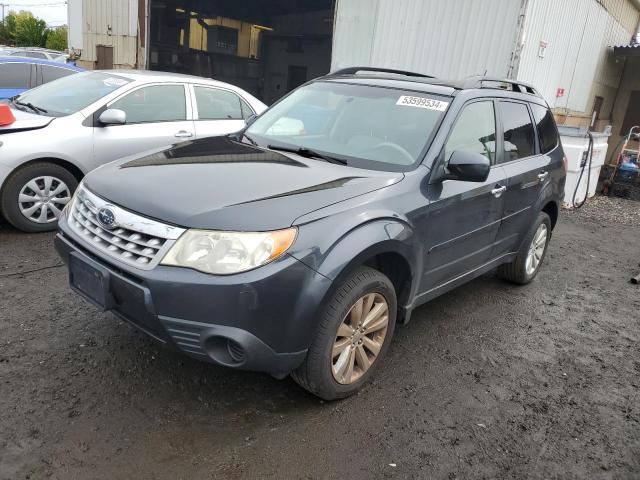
[{"x1": 402, "y1": 252, "x2": 517, "y2": 324}]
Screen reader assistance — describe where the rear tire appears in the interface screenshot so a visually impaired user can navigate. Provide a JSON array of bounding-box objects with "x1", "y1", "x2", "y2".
[
  {"x1": 498, "y1": 212, "x2": 552, "y2": 285},
  {"x1": 1, "y1": 162, "x2": 77, "y2": 233},
  {"x1": 292, "y1": 266, "x2": 397, "y2": 400}
]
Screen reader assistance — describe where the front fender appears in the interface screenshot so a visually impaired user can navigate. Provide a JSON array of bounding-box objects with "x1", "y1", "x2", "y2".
[{"x1": 290, "y1": 217, "x2": 422, "y2": 311}]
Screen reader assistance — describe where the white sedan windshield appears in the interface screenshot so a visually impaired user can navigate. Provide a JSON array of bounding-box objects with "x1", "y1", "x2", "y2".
[
  {"x1": 247, "y1": 81, "x2": 450, "y2": 169},
  {"x1": 16, "y1": 72, "x2": 131, "y2": 117}
]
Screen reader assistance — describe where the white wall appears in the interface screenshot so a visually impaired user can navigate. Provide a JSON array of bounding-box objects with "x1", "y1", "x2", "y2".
[
  {"x1": 517, "y1": 0, "x2": 639, "y2": 114},
  {"x1": 71, "y1": 0, "x2": 139, "y2": 68},
  {"x1": 331, "y1": 0, "x2": 523, "y2": 78},
  {"x1": 67, "y1": 0, "x2": 83, "y2": 51}
]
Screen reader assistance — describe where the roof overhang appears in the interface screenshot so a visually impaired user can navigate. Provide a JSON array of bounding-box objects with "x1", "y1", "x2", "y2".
[{"x1": 613, "y1": 43, "x2": 640, "y2": 56}]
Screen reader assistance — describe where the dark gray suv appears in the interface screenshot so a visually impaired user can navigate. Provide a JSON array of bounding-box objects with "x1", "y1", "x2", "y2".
[{"x1": 55, "y1": 68, "x2": 566, "y2": 400}]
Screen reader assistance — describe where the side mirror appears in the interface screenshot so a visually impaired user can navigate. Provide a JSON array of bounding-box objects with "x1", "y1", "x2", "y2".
[
  {"x1": 245, "y1": 114, "x2": 258, "y2": 127},
  {"x1": 99, "y1": 108, "x2": 126, "y2": 126},
  {"x1": 444, "y1": 150, "x2": 490, "y2": 183}
]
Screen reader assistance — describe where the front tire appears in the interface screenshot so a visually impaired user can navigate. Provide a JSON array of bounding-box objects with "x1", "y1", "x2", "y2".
[
  {"x1": 498, "y1": 211, "x2": 552, "y2": 285},
  {"x1": 1, "y1": 162, "x2": 77, "y2": 233},
  {"x1": 292, "y1": 266, "x2": 397, "y2": 400}
]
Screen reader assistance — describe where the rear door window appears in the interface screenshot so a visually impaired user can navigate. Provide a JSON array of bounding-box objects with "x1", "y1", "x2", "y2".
[
  {"x1": 41, "y1": 65, "x2": 76, "y2": 84},
  {"x1": 445, "y1": 101, "x2": 497, "y2": 164},
  {"x1": 530, "y1": 103, "x2": 559, "y2": 154},
  {"x1": 110, "y1": 84, "x2": 187, "y2": 124},
  {"x1": 194, "y1": 86, "x2": 243, "y2": 120},
  {"x1": 0, "y1": 63, "x2": 31, "y2": 88},
  {"x1": 498, "y1": 101, "x2": 537, "y2": 162}
]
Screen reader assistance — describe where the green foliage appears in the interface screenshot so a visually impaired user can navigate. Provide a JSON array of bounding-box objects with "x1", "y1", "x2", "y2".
[
  {"x1": 45, "y1": 26, "x2": 68, "y2": 51},
  {"x1": 0, "y1": 11, "x2": 18, "y2": 45},
  {"x1": 13, "y1": 11, "x2": 48, "y2": 47},
  {"x1": 0, "y1": 10, "x2": 67, "y2": 50}
]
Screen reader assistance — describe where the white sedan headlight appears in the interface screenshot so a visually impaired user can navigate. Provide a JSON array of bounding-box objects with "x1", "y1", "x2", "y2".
[{"x1": 161, "y1": 228, "x2": 297, "y2": 275}]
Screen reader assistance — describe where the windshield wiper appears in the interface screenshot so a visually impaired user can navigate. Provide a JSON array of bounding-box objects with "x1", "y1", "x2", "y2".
[
  {"x1": 14, "y1": 100, "x2": 48, "y2": 115},
  {"x1": 267, "y1": 145, "x2": 348, "y2": 165}
]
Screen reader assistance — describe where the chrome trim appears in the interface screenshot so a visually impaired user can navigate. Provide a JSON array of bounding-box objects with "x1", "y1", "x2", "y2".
[{"x1": 66, "y1": 186, "x2": 185, "y2": 270}]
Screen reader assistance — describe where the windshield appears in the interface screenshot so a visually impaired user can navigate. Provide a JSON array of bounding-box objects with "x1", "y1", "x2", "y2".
[
  {"x1": 15, "y1": 71, "x2": 131, "y2": 117},
  {"x1": 246, "y1": 81, "x2": 450, "y2": 170}
]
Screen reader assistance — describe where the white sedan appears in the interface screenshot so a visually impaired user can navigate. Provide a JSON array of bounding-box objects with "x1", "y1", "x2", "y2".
[{"x1": 0, "y1": 70, "x2": 267, "y2": 232}]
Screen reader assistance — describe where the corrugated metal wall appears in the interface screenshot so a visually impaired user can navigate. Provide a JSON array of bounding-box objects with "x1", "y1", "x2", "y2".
[
  {"x1": 516, "y1": 0, "x2": 639, "y2": 114},
  {"x1": 331, "y1": 0, "x2": 524, "y2": 78},
  {"x1": 74, "y1": 0, "x2": 139, "y2": 68},
  {"x1": 332, "y1": 0, "x2": 639, "y2": 119}
]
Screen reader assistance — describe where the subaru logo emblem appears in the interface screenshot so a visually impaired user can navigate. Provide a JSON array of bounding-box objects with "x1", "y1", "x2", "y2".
[{"x1": 96, "y1": 207, "x2": 116, "y2": 230}]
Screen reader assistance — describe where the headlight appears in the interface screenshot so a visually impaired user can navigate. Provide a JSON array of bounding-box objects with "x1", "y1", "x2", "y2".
[{"x1": 160, "y1": 228, "x2": 297, "y2": 275}]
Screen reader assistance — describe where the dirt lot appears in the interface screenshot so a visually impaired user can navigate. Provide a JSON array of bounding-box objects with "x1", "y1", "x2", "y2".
[{"x1": 1, "y1": 198, "x2": 639, "y2": 480}]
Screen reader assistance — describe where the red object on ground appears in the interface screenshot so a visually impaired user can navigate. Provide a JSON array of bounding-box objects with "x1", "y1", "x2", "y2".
[{"x1": 0, "y1": 104, "x2": 16, "y2": 126}]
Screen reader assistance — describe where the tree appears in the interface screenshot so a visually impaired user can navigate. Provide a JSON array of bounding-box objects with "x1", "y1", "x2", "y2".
[
  {"x1": 0, "y1": 11, "x2": 19, "y2": 45},
  {"x1": 13, "y1": 11, "x2": 48, "y2": 47},
  {"x1": 45, "y1": 26, "x2": 68, "y2": 51}
]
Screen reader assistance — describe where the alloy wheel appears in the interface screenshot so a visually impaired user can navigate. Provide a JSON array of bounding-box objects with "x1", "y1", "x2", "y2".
[
  {"x1": 331, "y1": 292, "x2": 389, "y2": 385},
  {"x1": 18, "y1": 176, "x2": 71, "y2": 224},
  {"x1": 525, "y1": 223, "x2": 548, "y2": 276}
]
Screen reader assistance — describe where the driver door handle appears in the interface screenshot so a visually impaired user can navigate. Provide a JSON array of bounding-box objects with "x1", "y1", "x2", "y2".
[
  {"x1": 538, "y1": 171, "x2": 549, "y2": 181},
  {"x1": 491, "y1": 185, "x2": 507, "y2": 198},
  {"x1": 175, "y1": 130, "x2": 193, "y2": 138}
]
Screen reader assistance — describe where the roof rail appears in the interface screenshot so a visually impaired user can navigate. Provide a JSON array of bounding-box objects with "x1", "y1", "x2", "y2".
[
  {"x1": 328, "y1": 66, "x2": 433, "y2": 79},
  {"x1": 462, "y1": 76, "x2": 540, "y2": 96}
]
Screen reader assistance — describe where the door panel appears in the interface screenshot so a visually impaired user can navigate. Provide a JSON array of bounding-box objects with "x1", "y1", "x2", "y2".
[
  {"x1": 420, "y1": 167, "x2": 507, "y2": 291},
  {"x1": 92, "y1": 84, "x2": 195, "y2": 167},
  {"x1": 493, "y1": 101, "x2": 551, "y2": 256},
  {"x1": 494, "y1": 156, "x2": 550, "y2": 256},
  {"x1": 418, "y1": 100, "x2": 506, "y2": 292}
]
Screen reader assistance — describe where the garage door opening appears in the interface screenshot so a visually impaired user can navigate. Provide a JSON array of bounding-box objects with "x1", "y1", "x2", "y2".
[{"x1": 148, "y1": 0, "x2": 334, "y2": 104}]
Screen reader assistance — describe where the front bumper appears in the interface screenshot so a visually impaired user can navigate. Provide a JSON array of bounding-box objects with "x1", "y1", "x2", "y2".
[{"x1": 55, "y1": 221, "x2": 333, "y2": 377}]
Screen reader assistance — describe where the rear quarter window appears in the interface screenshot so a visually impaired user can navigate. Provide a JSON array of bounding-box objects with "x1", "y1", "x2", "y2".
[
  {"x1": 530, "y1": 103, "x2": 559, "y2": 154},
  {"x1": 41, "y1": 65, "x2": 76, "y2": 83}
]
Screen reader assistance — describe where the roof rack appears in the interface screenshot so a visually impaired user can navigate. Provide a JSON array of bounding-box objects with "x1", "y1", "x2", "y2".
[
  {"x1": 461, "y1": 76, "x2": 540, "y2": 96},
  {"x1": 328, "y1": 67, "x2": 433, "y2": 79}
]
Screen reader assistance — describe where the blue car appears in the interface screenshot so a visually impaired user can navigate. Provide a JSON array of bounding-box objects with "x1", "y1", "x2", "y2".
[{"x1": 0, "y1": 56, "x2": 84, "y2": 99}]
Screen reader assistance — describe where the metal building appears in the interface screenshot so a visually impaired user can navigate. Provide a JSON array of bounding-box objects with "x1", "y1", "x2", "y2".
[
  {"x1": 67, "y1": 0, "x2": 141, "y2": 69},
  {"x1": 67, "y1": 0, "x2": 334, "y2": 104},
  {"x1": 332, "y1": 0, "x2": 640, "y2": 128}
]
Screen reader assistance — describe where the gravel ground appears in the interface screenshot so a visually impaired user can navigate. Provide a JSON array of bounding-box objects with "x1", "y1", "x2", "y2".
[{"x1": 1, "y1": 198, "x2": 639, "y2": 480}]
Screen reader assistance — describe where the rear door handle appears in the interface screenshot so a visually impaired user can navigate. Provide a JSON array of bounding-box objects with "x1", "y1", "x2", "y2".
[
  {"x1": 538, "y1": 171, "x2": 549, "y2": 181},
  {"x1": 175, "y1": 131, "x2": 193, "y2": 138},
  {"x1": 491, "y1": 185, "x2": 507, "y2": 198}
]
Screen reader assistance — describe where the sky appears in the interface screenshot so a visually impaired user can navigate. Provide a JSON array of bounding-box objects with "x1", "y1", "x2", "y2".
[{"x1": 2, "y1": 0, "x2": 68, "y2": 27}]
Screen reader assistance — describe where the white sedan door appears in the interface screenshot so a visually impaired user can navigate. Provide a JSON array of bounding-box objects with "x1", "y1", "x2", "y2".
[
  {"x1": 92, "y1": 83, "x2": 195, "y2": 166},
  {"x1": 190, "y1": 84, "x2": 253, "y2": 139}
]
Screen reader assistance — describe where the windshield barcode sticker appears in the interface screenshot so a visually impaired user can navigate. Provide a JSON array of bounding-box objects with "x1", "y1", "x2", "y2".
[{"x1": 396, "y1": 96, "x2": 449, "y2": 111}]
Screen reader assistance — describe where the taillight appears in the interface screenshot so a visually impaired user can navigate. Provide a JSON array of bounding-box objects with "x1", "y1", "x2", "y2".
[
  {"x1": 0, "y1": 104, "x2": 16, "y2": 126},
  {"x1": 562, "y1": 156, "x2": 568, "y2": 172}
]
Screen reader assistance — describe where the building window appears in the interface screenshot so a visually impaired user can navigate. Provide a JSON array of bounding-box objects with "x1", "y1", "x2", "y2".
[{"x1": 215, "y1": 26, "x2": 238, "y2": 53}]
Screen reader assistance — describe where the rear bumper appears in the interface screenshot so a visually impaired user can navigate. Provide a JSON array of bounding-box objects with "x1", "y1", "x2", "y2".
[{"x1": 55, "y1": 224, "x2": 333, "y2": 377}]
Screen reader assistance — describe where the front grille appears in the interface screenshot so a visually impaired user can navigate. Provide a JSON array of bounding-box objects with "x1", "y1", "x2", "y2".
[{"x1": 67, "y1": 186, "x2": 185, "y2": 270}]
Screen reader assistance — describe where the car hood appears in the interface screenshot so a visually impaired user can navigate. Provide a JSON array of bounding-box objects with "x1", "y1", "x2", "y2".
[
  {"x1": 84, "y1": 136, "x2": 404, "y2": 231},
  {"x1": 0, "y1": 106, "x2": 54, "y2": 134}
]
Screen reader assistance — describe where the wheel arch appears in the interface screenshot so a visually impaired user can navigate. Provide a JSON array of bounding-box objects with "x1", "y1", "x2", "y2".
[
  {"x1": 541, "y1": 199, "x2": 559, "y2": 230},
  {"x1": 309, "y1": 219, "x2": 422, "y2": 324},
  {"x1": 1, "y1": 157, "x2": 85, "y2": 193}
]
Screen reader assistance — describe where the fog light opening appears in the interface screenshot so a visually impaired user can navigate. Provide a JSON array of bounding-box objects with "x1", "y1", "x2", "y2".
[{"x1": 227, "y1": 339, "x2": 246, "y2": 364}]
